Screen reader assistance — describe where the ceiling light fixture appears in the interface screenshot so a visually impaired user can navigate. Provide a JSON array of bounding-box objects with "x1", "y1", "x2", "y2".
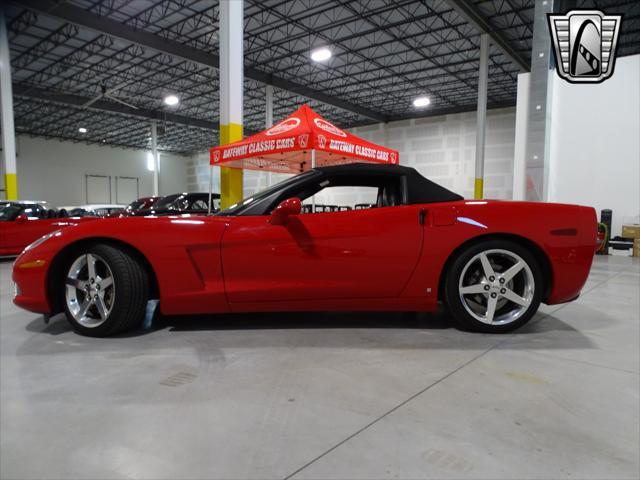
[
  {"x1": 78, "y1": 127, "x2": 87, "y2": 133},
  {"x1": 163, "y1": 94, "x2": 179, "y2": 106},
  {"x1": 310, "y1": 47, "x2": 332, "y2": 62},
  {"x1": 413, "y1": 96, "x2": 431, "y2": 108},
  {"x1": 146, "y1": 152, "x2": 155, "y2": 171}
]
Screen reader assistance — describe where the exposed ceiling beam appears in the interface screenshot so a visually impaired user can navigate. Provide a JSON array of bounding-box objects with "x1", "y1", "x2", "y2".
[
  {"x1": 13, "y1": 0, "x2": 388, "y2": 122},
  {"x1": 444, "y1": 0, "x2": 530, "y2": 72},
  {"x1": 345, "y1": 99, "x2": 516, "y2": 130},
  {"x1": 13, "y1": 84, "x2": 217, "y2": 131}
]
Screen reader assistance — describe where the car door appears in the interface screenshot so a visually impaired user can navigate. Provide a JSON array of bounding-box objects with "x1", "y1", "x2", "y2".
[{"x1": 221, "y1": 204, "x2": 424, "y2": 303}]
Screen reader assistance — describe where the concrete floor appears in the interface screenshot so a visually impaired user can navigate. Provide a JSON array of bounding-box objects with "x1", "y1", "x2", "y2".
[{"x1": 0, "y1": 255, "x2": 638, "y2": 480}]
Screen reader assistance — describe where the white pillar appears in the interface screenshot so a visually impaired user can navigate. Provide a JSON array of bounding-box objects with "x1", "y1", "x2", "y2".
[
  {"x1": 151, "y1": 122, "x2": 159, "y2": 196},
  {"x1": 513, "y1": 72, "x2": 531, "y2": 200},
  {"x1": 207, "y1": 164, "x2": 214, "y2": 214},
  {"x1": 265, "y1": 84, "x2": 273, "y2": 187},
  {"x1": 474, "y1": 33, "x2": 489, "y2": 199},
  {"x1": 219, "y1": 0, "x2": 244, "y2": 208},
  {"x1": 265, "y1": 84, "x2": 274, "y2": 128},
  {"x1": 0, "y1": 10, "x2": 17, "y2": 200},
  {"x1": 524, "y1": 0, "x2": 557, "y2": 201}
]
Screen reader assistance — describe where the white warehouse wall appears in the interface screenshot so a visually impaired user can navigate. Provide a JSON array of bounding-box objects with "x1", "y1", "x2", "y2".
[
  {"x1": 7, "y1": 136, "x2": 188, "y2": 207},
  {"x1": 188, "y1": 108, "x2": 517, "y2": 204},
  {"x1": 350, "y1": 107, "x2": 516, "y2": 200},
  {"x1": 548, "y1": 54, "x2": 640, "y2": 235}
]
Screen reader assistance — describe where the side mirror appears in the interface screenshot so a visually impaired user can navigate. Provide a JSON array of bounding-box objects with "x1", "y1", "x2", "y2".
[
  {"x1": 270, "y1": 197, "x2": 301, "y2": 224},
  {"x1": 15, "y1": 213, "x2": 28, "y2": 223}
]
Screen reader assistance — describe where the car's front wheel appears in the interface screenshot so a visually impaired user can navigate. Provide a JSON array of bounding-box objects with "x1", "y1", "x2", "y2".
[
  {"x1": 444, "y1": 240, "x2": 543, "y2": 333},
  {"x1": 63, "y1": 244, "x2": 149, "y2": 337}
]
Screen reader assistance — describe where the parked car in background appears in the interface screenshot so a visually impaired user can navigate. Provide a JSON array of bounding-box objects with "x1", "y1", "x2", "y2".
[
  {"x1": 0, "y1": 201, "x2": 97, "y2": 256},
  {"x1": 107, "y1": 196, "x2": 161, "y2": 217},
  {"x1": 0, "y1": 200, "x2": 49, "y2": 209},
  {"x1": 125, "y1": 196, "x2": 161, "y2": 215},
  {"x1": 131, "y1": 193, "x2": 220, "y2": 216},
  {"x1": 58, "y1": 204, "x2": 126, "y2": 218}
]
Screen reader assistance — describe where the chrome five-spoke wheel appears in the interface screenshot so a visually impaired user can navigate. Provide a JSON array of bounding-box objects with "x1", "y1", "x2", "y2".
[
  {"x1": 444, "y1": 240, "x2": 543, "y2": 333},
  {"x1": 61, "y1": 244, "x2": 149, "y2": 337},
  {"x1": 65, "y1": 253, "x2": 115, "y2": 328},
  {"x1": 458, "y1": 249, "x2": 534, "y2": 325}
]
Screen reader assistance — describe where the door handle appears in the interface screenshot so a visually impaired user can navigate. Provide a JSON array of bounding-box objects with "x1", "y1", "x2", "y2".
[{"x1": 419, "y1": 208, "x2": 427, "y2": 226}]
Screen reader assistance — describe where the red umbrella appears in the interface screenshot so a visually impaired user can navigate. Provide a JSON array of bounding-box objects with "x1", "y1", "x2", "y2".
[{"x1": 209, "y1": 104, "x2": 399, "y2": 174}]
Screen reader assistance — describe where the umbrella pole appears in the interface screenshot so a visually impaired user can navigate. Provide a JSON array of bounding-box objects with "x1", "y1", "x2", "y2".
[
  {"x1": 207, "y1": 164, "x2": 214, "y2": 215},
  {"x1": 311, "y1": 149, "x2": 316, "y2": 213}
]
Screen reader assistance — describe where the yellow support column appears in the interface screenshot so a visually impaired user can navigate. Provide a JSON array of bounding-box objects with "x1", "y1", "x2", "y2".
[
  {"x1": 218, "y1": 0, "x2": 244, "y2": 209},
  {"x1": 474, "y1": 178, "x2": 484, "y2": 200},
  {"x1": 4, "y1": 173, "x2": 18, "y2": 199},
  {"x1": 219, "y1": 123, "x2": 243, "y2": 209}
]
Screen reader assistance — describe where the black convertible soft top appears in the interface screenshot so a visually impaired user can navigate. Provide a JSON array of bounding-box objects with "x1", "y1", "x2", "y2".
[{"x1": 315, "y1": 163, "x2": 463, "y2": 204}]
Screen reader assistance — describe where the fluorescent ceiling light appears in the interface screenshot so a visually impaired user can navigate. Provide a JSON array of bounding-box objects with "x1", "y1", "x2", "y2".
[
  {"x1": 164, "y1": 94, "x2": 179, "y2": 106},
  {"x1": 413, "y1": 96, "x2": 431, "y2": 108},
  {"x1": 310, "y1": 47, "x2": 332, "y2": 62},
  {"x1": 147, "y1": 152, "x2": 155, "y2": 171},
  {"x1": 78, "y1": 127, "x2": 87, "y2": 133}
]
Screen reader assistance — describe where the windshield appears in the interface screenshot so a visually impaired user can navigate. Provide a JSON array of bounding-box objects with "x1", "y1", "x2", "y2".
[{"x1": 217, "y1": 171, "x2": 315, "y2": 215}]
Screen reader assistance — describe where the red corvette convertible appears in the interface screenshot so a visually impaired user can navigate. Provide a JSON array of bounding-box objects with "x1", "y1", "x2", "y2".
[{"x1": 12, "y1": 164, "x2": 597, "y2": 337}]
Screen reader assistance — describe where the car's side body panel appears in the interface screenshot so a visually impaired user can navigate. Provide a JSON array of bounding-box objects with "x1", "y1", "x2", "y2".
[
  {"x1": 12, "y1": 200, "x2": 597, "y2": 318},
  {"x1": 221, "y1": 205, "x2": 424, "y2": 304},
  {"x1": 400, "y1": 200, "x2": 596, "y2": 305}
]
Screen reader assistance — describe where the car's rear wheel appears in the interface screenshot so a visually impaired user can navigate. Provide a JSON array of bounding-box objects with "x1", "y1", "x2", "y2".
[
  {"x1": 444, "y1": 240, "x2": 543, "y2": 333},
  {"x1": 63, "y1": 244, "x2": 149, "y2": 337}
]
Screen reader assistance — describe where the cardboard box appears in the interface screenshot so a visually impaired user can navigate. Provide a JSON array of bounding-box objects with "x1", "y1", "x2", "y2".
[
  {"x1": 621, "y1": 224, "x2": 640, "y2": 239},
  {"x1": 634, "y1": 239, "x2": 640, "y2": 258}
]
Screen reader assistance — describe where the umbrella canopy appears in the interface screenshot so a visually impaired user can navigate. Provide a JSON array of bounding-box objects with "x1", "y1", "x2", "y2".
[{"x1": 209, "y1": 104, "x2": 399, "y2": 174}]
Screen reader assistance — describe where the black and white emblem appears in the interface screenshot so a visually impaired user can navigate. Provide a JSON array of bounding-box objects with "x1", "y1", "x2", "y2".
[{"x1": 547, "y1": 10, "x2": 622, "y2": 83}]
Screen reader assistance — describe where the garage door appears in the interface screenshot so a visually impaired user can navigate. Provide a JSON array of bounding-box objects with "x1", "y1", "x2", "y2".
[
  {"x1": 116, "y1": 176, "x2": 139, "y2": 204},
  {"x1": 86, "y1": 175, "x2": 111, "y2": 204}
]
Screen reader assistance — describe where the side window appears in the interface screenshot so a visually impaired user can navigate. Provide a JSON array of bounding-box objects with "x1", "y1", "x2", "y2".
[
  {"x1": 302, "y1": 186, "x2": 378, "y2": 213},
  {"x1": 297, "y1": 175, "x2": 405, "y2": 214}
]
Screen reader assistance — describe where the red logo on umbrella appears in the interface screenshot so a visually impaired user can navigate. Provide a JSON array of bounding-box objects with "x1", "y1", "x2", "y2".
[
  {"x1": 390, "y1": 152, "x2": 397, "y2": 164},
  {"x1": 317, "y1": 135, "x2": 326, "y2": 148},
  {"x1": 298, "y1": 134, "x2": 309, "y2": 148},
  {"x1": 213, "y1": 150, "x2": 220, "y2": 163}
]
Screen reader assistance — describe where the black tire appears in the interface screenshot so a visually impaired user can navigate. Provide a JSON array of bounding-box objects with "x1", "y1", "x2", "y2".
[
  {"x1": 62, "y1": 243, "x2": 149, "y2": 337},
  {"x1": 444, "y1": 239, "x2": 543, "y2": 333}
]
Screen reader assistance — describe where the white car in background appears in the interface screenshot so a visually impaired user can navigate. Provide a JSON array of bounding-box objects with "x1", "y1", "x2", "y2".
[{"x1": 57, "y1": 204, "x2": 125, "y2": 217}]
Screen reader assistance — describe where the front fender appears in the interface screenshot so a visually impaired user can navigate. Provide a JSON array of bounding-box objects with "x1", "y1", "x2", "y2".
[{"x1": 13, "y1": 216, "x2": 230, "y2": 315}]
